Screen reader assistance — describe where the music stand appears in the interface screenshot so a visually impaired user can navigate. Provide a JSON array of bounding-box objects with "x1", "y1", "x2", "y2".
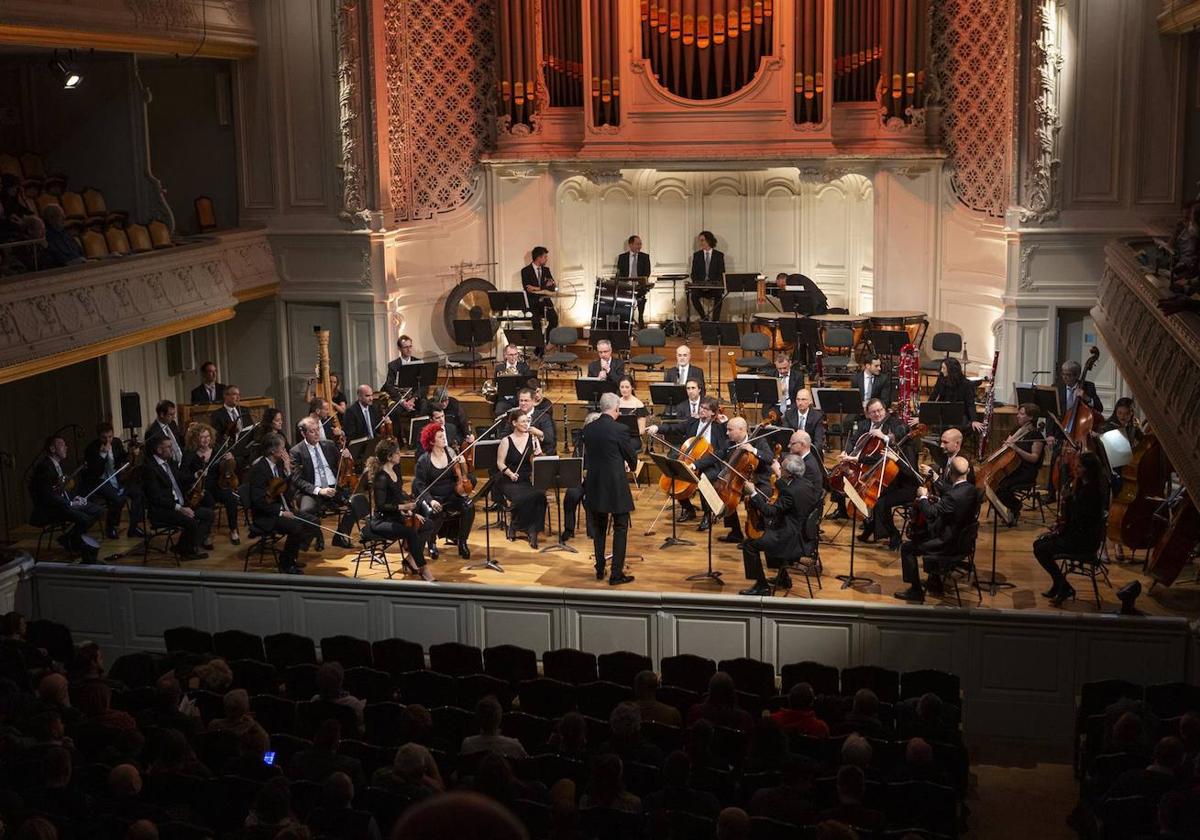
[
  {"x1": 692, "y1": 475, "x2": 726, "y2": 583},
  {"x1": 503, "y1": 327, "x2": 545, "y2": 354},
  {"x1": 1014, "y1": 383, "x2": 1060, "y2": 419},
  {"x1": 816, "y1": 388, "x2": 865, "y2": 453},
  {"x1": 918, "y1": 401, "x2": 961, "y2": 433},
  {"x1": 650, "y1": 383, "x2": 687, "y2": 418},
  {"x1": 466, "y1": 441, "x2": 503, "y2": 572},
  {"x1": 650, "y1": 452, "x2": 697, "y2": 550},
  {"x1": 533, "y1": 456, "x2": 582, "y2": 554},
  {"x1": 590, "y1": 329, "x2": 631, "y2": 354},
  {"x1": 779, "y1": 290, "x2": 820, "y2": 316},
  {"x1": 979, "y1": 483, "x2": 1016, "y2": 595},
  {"x1": 657, "y1": 274, "x2": 690, "y2": 337},
  {"x1": 731, "y1": 376, "x2": 777, "y2": 408},
  {"x1": 452, "y1": 318, "x2": 493, "y2": 363},
  {"x1": 495, "y1": 374, "x2": 526, "y2": 406},
  {"x1": 867, "y1": 329, "x2": 909, "y2": 360},
  {"x1": 699, "y1": 321, "x2": 741, "y2": 394},
  {"x1": 488, "y1": 290, "x2": 530, "y2": 316},
  {"x1": 408, "y1": 415, "x2": 432, "y2": 449},
  {"x1": 575, "y1": 378, "x2": 618, "y2": 411},
  {"x1": 837, "y1": 478, "x2": 874, "y2": 589}
]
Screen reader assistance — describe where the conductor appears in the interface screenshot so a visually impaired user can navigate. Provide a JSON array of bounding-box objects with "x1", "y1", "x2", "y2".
[{"x1": 581, "y1": 392, "x2": 639, "y2": 586}]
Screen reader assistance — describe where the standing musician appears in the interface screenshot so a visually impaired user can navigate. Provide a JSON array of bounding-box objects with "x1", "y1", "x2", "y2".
[
  {"x1": 787, "y1": 429, "x2": 825, "y2": 490},
  {"x1": 689, "y1": 231, "x2": 726, "y2": 321},
  {"x1": 991, "y1": 403, "x2": 1045, "y2": 525},
  {"x1": 303, "y1": 372, "x2": 347, "y2": 417},
  {"x1": 190, "y1": 361, "x2": 226, "y2": 405},
  {"x1": 290, "y1": 417, "x2": 355, "y2": 550},
  {"x1": 366, "y1": 438, "x2": 431, "y2": 579},
  {"x1": 143, "y1": 434, "x2": 214, "y2": 560},
  {"x1": 522, "y1": 246, "x2": 559, "y2": 353},
  {"x1": 783, "y1": 389, "x2": 826, "y2": 453},
  {"x1": 210, "y1": 386, "x2": 253, "y2": 446},
  {"x1": 673, "y1": 380, "x2": 704, "y2": 424},
  {"x1": 893, "y1": 456, "x2": 979, "y2": 603},
  {"x1": 29, "y1": 435, "x2": 104, "y2": 560},
  {"x1": 587, "y1": 339, "x2": 627, "y2": 385},
  {"x1": 616, "y1": 234, "x2": 653, "y2": 329},
  {"x1": 837, "y1": 398, "x2": 916, "y2": 549},
  {"x1": 298, "y1": 398, "x2": 336, "y2": 443},
  {"x1": 181, "y1": 422, "x2": 240, "y2": 546},
  {"x1": 1103, "y1": 397, "x2": 1143, "y2": 448},
  {"x1": 147, "y1": 400, "x2": 184, "y2": 466},
  {"x1": 248, "y1": 433, "x2": 318, "y2": 574},
  {"x1": 82, "y1": 422, "x2": 143, "y2": 540},
  {"x1": 496, "y1": 410, "x2": 548, "y2": 548},
  {"x1": 499, "y1": 388, "x2": 557, "y2": 454},
  {"x1": 411, "y1": 422, "x2": 475, "y2": 561},
  {"x1": 1034, "y1": 451, "x2": 1109, "y2": 606},
  {"x1": 1046, "y1": 359, "x2": 1104, "y2": 497},
  {"x1": 766, "y1": 353, "x2": 806, "y2": 417},
  {"x1": 929, "y1": 358, "x2": 984, "y2": 434},
  {"x1": 582, "y1": 393, "x2": 639, "y2": 586},
  {"x1": 665, "y1": 345, "x2": 706, "y2": 394},
  {"x1": 561, "y1": 412, "x2": 597, "y2": 544},
  {"x1": 849, "y1": 356, "x2": 893, "y2": 413},
  {"x1": 343, "y1": 386, "x2": 383, "y2": 442},
  {"x1": 646, "y1": 396, "x2": 728, "y2": 524},
  {"x1": 739, "y1": 454, "x2": 822, "y2": 596}
]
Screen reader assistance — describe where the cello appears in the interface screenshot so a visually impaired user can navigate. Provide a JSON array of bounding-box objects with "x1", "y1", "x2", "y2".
[
  {"x1": 1052, "y1": 346, "x2": 1100, "y2": 495},
  {"x1": 657, "y1": 419, "x2": 715, "y2": 501}
]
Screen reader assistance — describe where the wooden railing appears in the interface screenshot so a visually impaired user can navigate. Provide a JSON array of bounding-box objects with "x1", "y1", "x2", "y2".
[{"x1": 1092, "y1": 239, "x2": 1200, "y2": 500}]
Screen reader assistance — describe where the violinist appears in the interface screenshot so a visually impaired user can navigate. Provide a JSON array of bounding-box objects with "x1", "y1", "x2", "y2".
[
  {"x1": 894, "y1": 456, "x2": 979, "y2": 603},
  {"x1": 147, "y1": 400, "x2": 183, "y2": 466},
  {"x1": 252, "y1": 408, "x2": 286, "y2": 455},
  {"x1": 783, "y1": 389, "x2": 825, "y2": 453},
  {"x1": 646, "y1": 396, "x2": 728, "y2": 524},
  {"x1": 582, "y1": 393, "x2": 639, "y2": 585},
  {"x1": 181, "y1": 422, "x2": 240, "y2": 546},
  {"x1": 290, "y1": 417, "x2": 355, "y2": 550},
  {"x1": 143, "y1": 434, "x2": 214, "y2": 560},
  {"x1": 992, "y1": 404, "x2": 1044, "y2": 526},
  {"x1": 367, "y1": 438, "x2": 432, "y2": 579},
  {"x1": 766, "y1": 353, "x2": 806, "y2": 417},
  {"x1": 740, "y1": 454, "x2": 821, "y2": 596},
  {"x1": 1034, "y1": 451, "x2": 1109, "y2": 606},
  {"x1": 343, "y1": 385, "x2": 383, "y2": 442},
  {"x1": 210, "y1": 386, "x2": 253, "y2": 446},
  {"x1": 929, "y1": 358, "x2": 984, "y2": 434},
  {"x1": 248, "y1": 434, "x2": 318, "y2": 574},
  {"x1": 82, "y1": 422, "x2": 143, "y2": 539},
  {"x1": 837, "y1": 398, "x2": 915, "y2": 550},
  {"x1": 28, "y1": 435, "x2": 103, "y2": 560},
  {"x1": 411, "y1": 422, "x2": 475, "y2": 560},
  {"x1": 496, "y1": 410, "x2": 548, "y2": 548},
  {"x1": 298, "y1": 398, "x2": 336, "y2": 444}
]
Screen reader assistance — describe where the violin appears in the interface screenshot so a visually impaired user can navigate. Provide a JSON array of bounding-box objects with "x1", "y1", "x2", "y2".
[{"x1": 452, "y1": 446, "x2": 475, "y2": 497}]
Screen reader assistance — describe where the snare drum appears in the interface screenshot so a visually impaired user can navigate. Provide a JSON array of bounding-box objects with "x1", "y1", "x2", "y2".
[{"x1": 862, "y1": 310, "x2": 929, "y2": 348}]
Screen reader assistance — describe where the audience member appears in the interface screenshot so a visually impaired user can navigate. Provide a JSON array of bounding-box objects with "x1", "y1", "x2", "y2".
[
  {"x1": 393, "y1": 790, "x2": 528, "y2": 840},
  {"x1": 74, "y1": 679, "x2": 137, "y2": 732},
  {"x1": 771, "y1": 682, "x2": 830, "y2": 738},
  {"x1": 749, "y1": 753, "x2": 819, "y2": 826},
  {"x1": 33, "y1": 673, "x2": 81, "y2": 726},
  {"x1": 840, "y1": 734, "x2": 877, "y2": 779},
  {"x1": 716, "y1": 806, "x2": 750, "y2": 840},
  {"x1": 893, "y1": 737, "x2": 949, "y2": 785},
  {"x1": 580, "y1": 752, "x2": 640, "y2": 814},
  {"x1": 372, "y1": 742, "x2": 444, "y2": 800},
  {"x1": 208, "y1": 688, "x2": 269, "y2": 743},
  {"x1": 187, "y1": 657, "x2": 234, "y2": 694},
  {"x1": 245, "y1": 776, "x2": 303, "y2": 833},
  {"x1": 634, "y1": 670, "x2": 683, "y2": 727},
  {"x1": 545, "y1": 711, "x2": 589, "y2": 760},
  {"x1": 471, "y1": 753, "x2": 534, "y2": 808},
  {"x1": 148, "y1": 727, "x2": 211, "y2": 778},
  {"x1": 820, "y1": 766, "x2": 885, "y2": 831},
  {"x1": 461, "y1": 695, "x2": 527, "y2": 759},
  {"x1": 745, "y1": 717, "x2": 789, "y2": 773},
  {"x1": 39, "y1": 203, "x2": 84, "y2": 268},
  {"x1": 69, "y1": 641, "x2": 114, "y2": 686},
  {"x1": 1103, "y1": 736, "x2": 1187, "y2": 807},
  {"x1": 308, "y1": 770, "x2": 383, "y2": 840},
  {"x1": 641, "y1": 750, "x2": 720, "y2": 819},
  {"x1": 685, "y1": 719, "x2": 731, "y2": 771},
  {"x1": 601, "y1": 702, "x2": 664, "y2": 766},
  {"x1": 687, "y1": 672, "x2": 755, "y2": 732},
  {"x1": 14, "y1": 816, "x2": 60, "y2": 840},
  {"x1": 135, "y1": 672, "x2": 201, "y2": 738},
  {"x1": 290, "y1": 719, "x2": 366, "y2": 788},
  {"x1": 22, "y1": 746, "x2": 89, "y2": 821},
  {"x1": 125, "y1": 820, "x2": 159, "y2": 840},
  {"x1": 226, "y1": 722, "x2": 283, "y2": 780},
  {"x1": 314, "y1": 661, "x2": 366, "y2": 728},
  {"x1": 837, "y1": 689, "x2": 886, "y2": 738}
]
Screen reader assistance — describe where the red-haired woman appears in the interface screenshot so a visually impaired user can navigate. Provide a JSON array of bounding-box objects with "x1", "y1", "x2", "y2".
[{"x1": 412, "y1": 422, "x2": 476, "y2": 560}]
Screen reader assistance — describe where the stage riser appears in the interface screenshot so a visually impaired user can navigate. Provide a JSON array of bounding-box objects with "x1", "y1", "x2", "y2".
[{"x1": 9, "y1": 558, "x2": 1194, "y2": 753}]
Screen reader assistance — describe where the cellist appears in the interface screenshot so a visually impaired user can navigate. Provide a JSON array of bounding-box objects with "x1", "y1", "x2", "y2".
[
  {"x1": 835, "y1": 398, "x2": 914, "y2": 550},
  {"x1": 992, "y1": 403, "x2": 1045, "y2": 526},
  {"x1": 739, "y1": 454, "x2": 821, "y2": 596},
  {"x1": 702, "y1": 416, "x2": 776, "y2": 545},
  {"x1": 647, "y1": 396, "x2": 728, "y2": 525}
]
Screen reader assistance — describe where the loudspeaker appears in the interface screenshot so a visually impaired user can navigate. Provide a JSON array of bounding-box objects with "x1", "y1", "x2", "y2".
[
  {"x1": 166, "y1": 332, "x2": 195, "y2": 377},
  {"x1": 120, "y1": 392, "x2": 142, "y2": 431}
]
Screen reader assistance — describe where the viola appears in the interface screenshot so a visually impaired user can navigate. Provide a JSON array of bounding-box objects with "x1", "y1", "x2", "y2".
[{"x1": 218, "y1": 456, "x2": 240, "y2": 492}]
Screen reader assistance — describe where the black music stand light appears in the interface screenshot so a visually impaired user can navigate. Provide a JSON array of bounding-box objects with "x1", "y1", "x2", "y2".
[
  {"x1": 649, "y1": 452, "x2": 697, "y2": 551},
  {"x1": 650, "y1": 383, "x2": 687, "y2": 418},
  {"x1": 533, "y1": 456, "x2": 582, "y2": 555},
  {"x1": 575, "y1": 378, "x2": 618, "y2": 411},
  {"x1": 699, "y1": 321, "x2": 741, "y2": 394},
  {"x1": 465, "y1": 440, "x2": 503, "y2": 572}
]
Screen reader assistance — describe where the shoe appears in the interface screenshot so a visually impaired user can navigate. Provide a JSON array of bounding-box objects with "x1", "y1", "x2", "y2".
[
  {"x1": 718, "y1": 532, "x2": 743, "y2": 544},
  {"x1": 506, "y1": 523, "x2": 516, "y2": 541},
  {"x1": 595, "y1": 568, "x2": 605, "y2": 580},
  {"x1": 893, "y1": 587, "x2": 925, "y2": 603},
  {"x1": 420, "y1": 567, "x2": 436, "y2": 582},
  {"x1": 105, "y1": 527, "x2": 118, "y2": 540},
  {"x1": 202, "y1": 541, "x2": 215, "y2": 551},
  {"x1": 886, "y1": 536, "x2": 901, "y2": 551},
  {"x1": 281, "y1": 564, "x2": 303, "y2": 575},
  {"x1": 428, "y1": 545, "x2": 440, "y2": 560},
  {"x1": 458, "y1": 540, "x2": 471, "y2": 560},
  {"x1": 315, "y1": 535, "x2": 325, "y2": 551},
  {"x1": 127, "y1": 526, "x2": 146, "y2": 538},
  {"x1": 1042, "y1": 582, "x2": 1063, "y2": 599},
  {"x1": 609, "y1": 574, "x2": 635, "y2": 586},
  {"x1": 826, "y1": 509, "x2": 848, "y2": 521},
  {"x1": 404, "y1": 557, "x2": 421, "y2": 576},
  {"x1": 561, "y1": 530, "x2": 574, "y2": 542},
  {"x1": 698, "y1": 515, "x2": 711, "y2": 532},
  {"x1": 1050, "y1": 585, "x2": 1076, "y2": 607},
  {"x1": 776, "y1": 571, "x2": 793, "y2": 590},
  {"x1": 230, "y1": 531, "x2": 241, "y2": 546},
  {"x1": 859, "y1": 529, "x2": 877, "y2": 543},
  {"x1": 739, "y1": 582, "x2": 772, "y2": 596},
  {"x1": 925, "y1": 576, "x2": 944, "y2": 595},
  {"x1": 528, "y1": 533, "x2": 539, "y2": 549},
  {"x1": 677, "y1": 508, "x2": 696, "y2": 523},
  {"x1": 333, "y1": 535, "x2": 352, "y2": 549}
]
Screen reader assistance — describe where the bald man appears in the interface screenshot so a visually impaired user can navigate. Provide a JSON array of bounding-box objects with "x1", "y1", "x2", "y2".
[
  {"x1": 784, "y1": 388, "x2": 825, "y2": 452},
  {"x1": 694, "y1": 415, "x2": 775, "y2": 542},
  {"x1": 343, "y1": 385, "x2": 383, "y2": 442},
  {"x1": 925, "y1": 428, "x2": 975, "y2": 491},
  {"x1": 895, "y1": 456, "x2": 980, "y2": 603}
]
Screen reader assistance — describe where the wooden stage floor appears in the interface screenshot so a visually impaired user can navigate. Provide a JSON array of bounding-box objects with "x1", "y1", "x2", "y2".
[{"x1": 13, "y1": 488, "x2": 1200, "y2": 621}]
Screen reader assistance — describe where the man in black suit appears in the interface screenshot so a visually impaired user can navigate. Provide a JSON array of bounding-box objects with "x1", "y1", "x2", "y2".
[
  {"x1": 664, "y1": 345, "x2": 705, "y2": 394},
  {"x1": 765, "y1": 353, "x2": 806, "y2": 417},
  {"x1": 209, "y1": 386, "x2": 253, "y2": 446},
  {"x1": 248, "y1": 434, "x2": 319, "y2": 574},
  {"x1": 582, "y1": 393, "x2": 639, "y2": 585},
  {"x1": 494, "y1": 344, "x2": 534, "y2": 380},
  {"x1": 849, "y1": 356, "x2": 892, "y2": 414},
  {"x1": 783, "y1": 389, "x2": 825, "y2": 453},
  {"x1": 381, "y1": 335, "x2": 424, "y2": 411},
  {"x1": 786, "y1": 429, "x2": 826, "y2": 495},
  {"x1": 343, "y1": 385, "x2": 383, "y2": 442},
  {"x1": 780, "y1": 273, "x2": 829, "y2": 315},
  {"x1": 700, "y1": 416, "x2": 776, "y2": 543},
  {"x1": 894, "y1": 457, "x2": 979, "y2": 603},
  {"x1": 143, "y1": 434, "x2": 213, "y2": 560},
  {"x1": 587, "y1": 339, "x2": 626, "y2": 385},
  {"x1": 1046, "y1": 358, "x2": 1105, "y2": 494},
  {"x1": 672, "y1": 380, "x2": 704, "y2": 425},
  {"x1": 689, "y1": 230, "x2": 726, "y2": 321},
  {"x1": 82, "y1": 422, "x2": 144, "y2": 539},
  {"x1": 521, "y1": 246, "x2": 558, "y2": 350},
  {"x1": 145, "y1": 400, "x2": 183, "y2": 466},
  {"x1": 423, "y1": 387, "x2": 473, "y2": 446},
  {"x1": 190, "y1": 361, "x2": 226, "y2": 405},
  {"x1": 740, "y1": 454, "x2": 822, "y2": 596},
  {"x1": 28, "y1": 435, "x2": 103, "y2": 560},
  {"x1": 832, "y1": 399, "x2": 915, "y2": 539},
  {"x1": 290, "y1": 417, "x2": 355, "y2": 550},
  {"x1": 297, "y1": 398, "x2": 337, "y2": 445},
  {"x1": 648, "y1": 397, "x2": 728, "y2": 524},
  {"x1": 615, "y1": 235, "x2": 652, "y2": 329}
]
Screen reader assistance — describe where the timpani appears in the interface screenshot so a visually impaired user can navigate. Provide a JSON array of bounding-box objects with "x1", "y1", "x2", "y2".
[
  {"x1": 861, "y1": 310, "x2": 929, "y2": 349},
  {"x1": 811, "y1": 313, "x2": 869, "y2": 357},
  {"x1": 752, "y1": 311, "x2": 800, "y2": 352}
]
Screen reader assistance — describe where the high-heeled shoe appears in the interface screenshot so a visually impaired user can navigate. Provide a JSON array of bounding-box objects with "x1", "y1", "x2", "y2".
[
  {"x1": 1042, "y1": 581, "x2": 1063, "y2": 599},
  {"x1": 420, "y1": 566, "x2": 435, "y2": 582},
  {"x1": 1050, "y1": 584, "x2": 1076, "y2": 607}
]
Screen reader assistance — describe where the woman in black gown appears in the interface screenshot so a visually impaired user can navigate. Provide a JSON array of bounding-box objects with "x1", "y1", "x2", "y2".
[
  {"x1": 930, "y1": 358, "x2": 984, "y2": 435},
  {"x1": 368, "y1": 438, "x2": 432, "y2": 580},
  {"x1": 616, "y1": 376, "x2": 648, "y2": 454},
  {"x1": 412, "y1": 423, "x2": 476, "y2": 561},
  {"x1": 1033, "y1": 451, "x2": 1108, "y2": 605},
  {"x1": 496, "y1": 411, "x2": 547, "y2": 548},
  {"x1": 181, "y1": 422, "x2": 237, "y2": 547}
]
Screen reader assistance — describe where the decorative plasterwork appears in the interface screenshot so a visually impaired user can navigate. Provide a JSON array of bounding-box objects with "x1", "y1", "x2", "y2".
[
  {"x1": 1018, "y1": 244, "x2": 1038, "y2": 290},
  {"x1": 335, "y1": 0, "x2": 372, "y2": 229},
  {"x1": 1019, "y1": 0, "x2": 1064, "y2": 224}
]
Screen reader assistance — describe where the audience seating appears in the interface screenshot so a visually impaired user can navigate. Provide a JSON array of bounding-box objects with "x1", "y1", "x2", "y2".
[
  {"x1": 661, "y1": 653, "x2": 717, "y2": 694},
  {"x1": 598, "y1": 650, "x2": 653, "y2": 686},
  {"x1": 542, "y1": 647, "x2": 598, "y2": 684},
  {"x1": 320, "y1": 634, "x2": 373, "y2": 668},
  {"x1": 264, "y1": 631, "x2": 318, "y2": 669},
  {"x1": 213, "y1": 628, "x2": 267, "y2": 662}
]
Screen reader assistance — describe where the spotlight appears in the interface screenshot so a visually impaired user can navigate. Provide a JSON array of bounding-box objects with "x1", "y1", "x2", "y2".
[
  {"x1": 1115, "y1": 581, "x2": 1142, "y2": 616},
  {"x1": 51, "y1": 54, "x2": 83, "y2": 90}
]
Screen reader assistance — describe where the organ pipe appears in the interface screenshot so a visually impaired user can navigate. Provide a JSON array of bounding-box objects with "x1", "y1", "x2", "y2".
[
  {"x1": 590, "y1": 0, "x2": 620, "y2": 127},
  {"x1": 495, "y1": 0, "x2": 540, "y2": 129},
  {"x1": 544, "y1": 0, "x2": 583, "y2": 107},
  {"x1": 642, "y1": 0, "x2": 773, "y2": 99}
]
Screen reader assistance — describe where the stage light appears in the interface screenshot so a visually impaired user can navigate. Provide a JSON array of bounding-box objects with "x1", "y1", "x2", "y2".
[
  {"x1": 52, "y1": 56, "x2": 83, "y2": 90},
  {"x1": 1116, "y1": 581, "x2": 1142, "y2": 616}
]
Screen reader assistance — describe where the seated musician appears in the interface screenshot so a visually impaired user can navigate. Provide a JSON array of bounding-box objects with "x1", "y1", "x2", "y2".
[
  {"x1": 367, "y1": 438, "x2": 432, "y2": 580},
  {"x1": 616, "y1": 376, "x2": 649, "y2": 453},
  {"x1": 783, "y1": 389, "x2": 825, "y2": 453},
  {"x1": 786, "y1": 429, "x2": 826, "y2": 490},
  {"x1": 706, "y1": 417, "x2": 777, "y2": 543},
  {"x1": 1034, "y1": 451, "x2": 1109, "y2": 606},
  {"x1": 930, "y1": 359, "x2": 985, "y2": 435},
  {"x1": 496, "y1": 344, "x2": 533, "y2": 380},
  {"x1": 424, "y1": 387, "x2": 474, "y2": 447},
  {"x1": 209, "y1": 386, "x2": 253, "y2": 447},
  {"x1": 499, "y1": 388, "x2": 557, "y2": 454},
  {"x1": 147, "y1": 400, "x2": 184, "y2": 466},
  {"x1": 289, "y1": 417, "x2": 355, "y2": 550},
  {"x1": 252, "y1": 408, "x2": 286, "y2": 454},
  {"x1": 740, "y1": 454, "x2": 822, "y2": 596},
  {"x1": 419, "y1": 407, "x2": 462, "y2": 452},
  {"x1": 143, "y1": 434, "x2": 214, "y2": 560},
  {"x1": 302, "y1": 372, "x2": 347, "y2": 417},
  {"x1": 382, "y1": 334, "x2": 421, "y2": 398},
  {"x1": 381, "y1": 337, "x2": 423, "y2": 438},
  {"x1": 561, "y1": 412, "x2": 598, "y2": 544},
  {"x1": 646, "y1": 396, "x2": 728, "y2": 524},
  {"x1": 248, "y1": 434, "x2": 318, "y2": 574},
  {"x1": 615, "y1": 234, "x2": 652, "y2": 329},
  {"x1": 673, "y1": 380, "x2": 704, "y2": 425},
  {"x1": 689, "y1": 231, "x2": 726, "y2": 321},
  {"x1": 298, "y1": 398, "x2": 336, "y2": 444},
  {"x1": 849, "y1": 356, "x2": 893, "y2": 414},
  {"x1": 82, "y1": 422, "x2": 143, "y2": 540},
  {"x1": 837, "y1": 398, "x2": 917, "y2": 549},
  {"x1": 587, "y1": 339, "x2": 627, "y2": 385},
  {"x1": 190, "y1": 361, "x2": 226, "y2": 405},
  {"x1": 412, "y1": 422, "x2": 475, "y2": 561},
  {"x1": 992, "y1": 403, "x2": 1045, "y2": 525},
  {"x1": 921, "y1": 428, "x2": 975, "y2": 490},
  {"x1": 181, "y1": 422, "x2": 240, "y2": 546},
  {"x1": 28, "y1": 435, "x2": 104, "y2": 561},
  {"x1": 766, "y1": 353, "x2": 806, "y2": 418},
  {"x1": 665, "y1": 345, "x2": 705, "y2": 394},
  {"x1": 343, "y1": 385, "x2": 383, "y2": 443},
  {"x1": 496, "y1": 410, "x2": 548, "y2": 548},
  {"x1": 1103, "y1": 397, "x2": 1143, "y2": 447},
  {"x1": 522, "y1": 247, "x2": 558, "y2": 353},
  {"x1": 531, "y1": 379, "x2": 554, "y2": 420},
  {"x1": 894, "y1": 456, "x2": 979, "y2": 603}
]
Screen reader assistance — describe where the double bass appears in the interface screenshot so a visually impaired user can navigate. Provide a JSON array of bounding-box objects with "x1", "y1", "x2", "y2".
[
  {"x1": 1107, "y1": 433, "x2": 1169, "y2": 551},
  {"x1": 1146, "y1": 490, "x2": 1200, "y2": 588},
  {"x1": 1052, "y1": 346, "x2": 1100, "y2": 494}
]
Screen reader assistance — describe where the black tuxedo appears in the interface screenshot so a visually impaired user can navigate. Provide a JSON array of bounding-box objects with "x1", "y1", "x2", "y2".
[
  {"x1": 783, "y1": 407, "x2": 826, "y2": 452},
  {"x1": 143, "y1": 456, "x2": 213, "y2": 552},
  {"x1": 82, "y1": 438, "x2": 143, "y2": 531},
  {"x1": 742, "y1": 473, "x2": 822, "y2": 584},
  {"x1": 802, "y1": 449, "x2": 825, "y2": 490},
  {"x1": 82, "y1": 439, "x2": 131, "y2": 492},
  {"x1": 145, "y1": 420, "x2": 184, "y2": 464},
  {"x1": 343, "y1": 401, "x2": 383, "y2": 442},
  {"x1": 521, "y1": 262, "x2": 559, "y2": 343},
  {"x1": 27, "y1": 455, "x2": 102, "y2": 545},
  {"x1": 210, "y1": 405, "x2": 253, "y2": 441},
  {"x1": 673, "y1": 398, "x2": 704, "y2": 423},
  {"x1": 616, "y1": 251, "x2": 652, "y2": 327},
  {"x1": 689, "y1": 248, "x2": 727, "y2": 320},
  {"x1": 582, "y1": 413, "x2": 639, "y2": 578},
  {"x1": 1050, "y1": 381, "x2": 1104, "y2": 437},
  {"x1": 382, "y1": 356, "x2": 426, "y2": 401},
  {"x1": 901, "y1": 482, "x2": 980, "y2": 593},
  {"x1": 189, "y1": 382, "x2": 226, "y2": 404},
  {"x1": 849, "y1": 371, "x2": 893, "y2": 412},
  {"x1": 247, "y1": 456, "x2": 316, "y2": 568},
  {"x1": 664, "y1": 364, "x2": 706, "y2": 394},
  {"x1": 587, "y1": 357, "x2": 627, "y2": 385}
]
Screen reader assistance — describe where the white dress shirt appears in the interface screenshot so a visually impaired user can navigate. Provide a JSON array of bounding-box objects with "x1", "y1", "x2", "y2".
[
  {"x1": 155, "y1": 455, "x2": 184, "y2": 507},
  {"x1": 308, "y1": 443, "x2": 334, "y2": 489}
]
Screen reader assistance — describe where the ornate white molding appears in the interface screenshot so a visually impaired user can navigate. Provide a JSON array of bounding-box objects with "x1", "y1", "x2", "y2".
[
  {"x1": 335, "y1": 0, "x2": 372, "y2": 229},
  {"x1": 1018, "y1": 244, "x2": 1038, "y2": 290},
  {"x1": 1018, "y1": 0, "x2": 1064, "y2": 225}
]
